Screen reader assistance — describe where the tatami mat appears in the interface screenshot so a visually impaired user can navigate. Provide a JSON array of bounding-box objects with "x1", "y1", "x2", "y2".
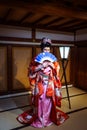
[
  {"x1": 17, "y1": 109, "x2": 87, "y2": 130},
  {"x1": 0, "y1": 87, "x2": 87, "y2": 130}
]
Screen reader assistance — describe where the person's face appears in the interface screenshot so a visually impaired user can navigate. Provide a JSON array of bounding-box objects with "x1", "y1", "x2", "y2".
[{"x1": 43, "y1": 47, "x2": 50, "y2": 52}]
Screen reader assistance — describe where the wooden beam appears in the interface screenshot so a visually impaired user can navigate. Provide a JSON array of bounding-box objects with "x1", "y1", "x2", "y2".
[
  {"x1": 0, "y1": 1, "x2": 87, "y2": 20},
  {"x1": 19, "y1": 12, "x2": 33, "y2": 24}
]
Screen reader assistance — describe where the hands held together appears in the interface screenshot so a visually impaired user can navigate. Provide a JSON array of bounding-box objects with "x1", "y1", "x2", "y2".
[
  {"x1": 36, "y1": 61, "x2": 55, "y2": 72},
  {"x1": 42, "y1": 61, "x2": 54, "y2": 69}
]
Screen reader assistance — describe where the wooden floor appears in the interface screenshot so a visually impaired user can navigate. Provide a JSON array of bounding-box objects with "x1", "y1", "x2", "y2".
[{"x1": 0, "y1": 86, "x2": 87, "y2": 130}]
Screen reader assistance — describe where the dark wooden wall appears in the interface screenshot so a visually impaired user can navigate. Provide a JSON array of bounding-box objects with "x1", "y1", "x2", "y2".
[
  {"x1": 76, "y1": 47, "x2": 87, "y2": 90},
  {"x1": 0, "y1": 42, "x2": 71, "y2": 95},
  {"x1": 71, "y1": 42, "x2": 87, "y2": 91},
  {"x1": 0, "y1": 39, "x2": 87, "y2": 95}
]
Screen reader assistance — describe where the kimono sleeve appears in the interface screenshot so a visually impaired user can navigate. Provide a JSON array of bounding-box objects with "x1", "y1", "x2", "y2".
[
  {"x1": 53, "y1": 61, "x2": 61, "y2": 89},
  {"x1": 28, "y1": 58, "x2": 38, "y2": 87}
]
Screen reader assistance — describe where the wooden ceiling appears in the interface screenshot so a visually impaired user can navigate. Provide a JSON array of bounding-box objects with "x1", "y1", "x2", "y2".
[{"x1": 0, "y1": 0, "x2": 87, "y2": 32}]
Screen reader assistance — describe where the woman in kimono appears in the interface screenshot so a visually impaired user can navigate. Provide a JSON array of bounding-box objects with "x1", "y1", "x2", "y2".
[{"x1": 17, "y1": 37, "x2": 69, "y2": 128}]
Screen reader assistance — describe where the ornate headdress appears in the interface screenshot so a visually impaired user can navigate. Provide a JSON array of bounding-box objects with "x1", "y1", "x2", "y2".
[{"x1": 40, "y1": 37, "x2": 52, "y2": 50}]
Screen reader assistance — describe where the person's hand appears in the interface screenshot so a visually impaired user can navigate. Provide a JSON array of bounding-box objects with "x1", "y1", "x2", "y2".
[
  {"x1": 48, "y1": 62, "x2": 55, "y2": 69},
  {"x1": 35, "y1": 62, "x2": 49, "y2": 71},
  {"x1": 42, "y1": 61, "x2": 49, "y2": 68}
]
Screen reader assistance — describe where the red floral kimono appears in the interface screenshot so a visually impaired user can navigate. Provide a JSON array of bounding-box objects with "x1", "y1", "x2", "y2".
[{"x1": 17, "y1": 57, "x2": 69, "y2": 128}]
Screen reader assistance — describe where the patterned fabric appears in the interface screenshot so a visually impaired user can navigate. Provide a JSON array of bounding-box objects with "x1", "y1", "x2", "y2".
[{"x1": 17, "y1": 56, "x2": 69, "y2": 128}]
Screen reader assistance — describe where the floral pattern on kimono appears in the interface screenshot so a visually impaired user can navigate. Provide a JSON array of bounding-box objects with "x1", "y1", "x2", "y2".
[{"x1": 17, "y1": 57, "x2": 69, "y2": 127}]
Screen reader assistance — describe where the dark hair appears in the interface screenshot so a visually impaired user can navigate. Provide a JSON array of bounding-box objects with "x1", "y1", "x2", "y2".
[{"x1": 40, "y1": 37, "x2": 52, "y2": 50}]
